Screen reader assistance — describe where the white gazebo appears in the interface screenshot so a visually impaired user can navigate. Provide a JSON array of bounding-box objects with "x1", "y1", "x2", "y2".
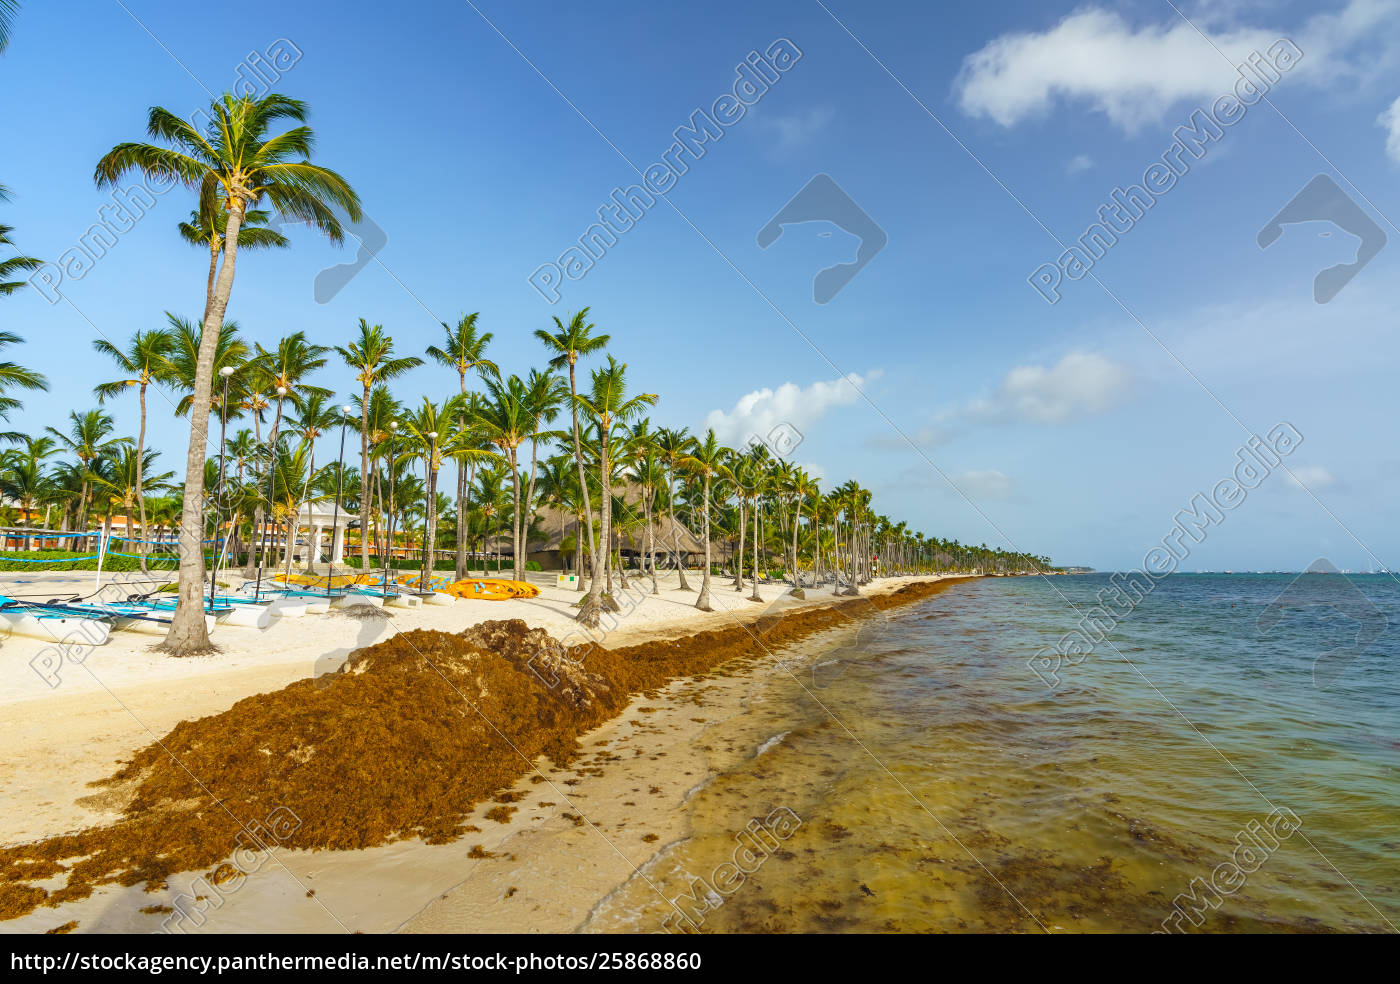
[{"x1": 292, "y1": 501, "x2": 358, "y2": 567}]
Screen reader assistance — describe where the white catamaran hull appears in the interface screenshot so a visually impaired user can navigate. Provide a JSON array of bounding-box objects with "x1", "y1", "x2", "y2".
[{"x1": 0, "y1": 610, "x2": 112, "y2": 646}]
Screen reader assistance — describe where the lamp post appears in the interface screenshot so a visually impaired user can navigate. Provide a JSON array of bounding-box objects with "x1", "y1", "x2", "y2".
[
  {"x1": 385, "y1": 420, "x2": 397, "y2": 601},
  {"x1": 327, "y1": 405, "x2": 353, "y2": 599},
  {"x1": 211, "y1": 364, "x2": 235, "y2": 609},
  {"x1": 254, "y1": 385, "x2": 288, "y2": 602}
]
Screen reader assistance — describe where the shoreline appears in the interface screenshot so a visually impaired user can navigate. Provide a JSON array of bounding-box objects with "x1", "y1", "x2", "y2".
[{"x1": 0, "y1": 573, "x2": 977, "y2": 932}]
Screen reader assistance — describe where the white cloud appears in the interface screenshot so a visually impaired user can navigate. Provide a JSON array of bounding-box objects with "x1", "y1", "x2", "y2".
[
  {"x1": 704, "y1": 370, "x2": 880, "y2": 449},
  {"x1": 970, "y1": 351, "x2": 1132, "y2": 423},
  {"x1": 1287, "y1": 465, "x2": 1340, "y2": 491},
  {"x1": 1378, "y1": 95, "x2": 1400, "y2": 161},
  {"x1": 869, "y1": 352, "x2": 1131, "y2": 452},
  {"x1": 1065, "y1": 153, "x2": 1095, "y2": 174},
  {"x1": 955, "y1": 1, "x2": 1399, "y2": 132}
]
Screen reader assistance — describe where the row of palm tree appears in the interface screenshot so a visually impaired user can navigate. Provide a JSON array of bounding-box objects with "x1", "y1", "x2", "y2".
[{"x1": 0, "y1": 81, "x2": 1051, "y2": 653}]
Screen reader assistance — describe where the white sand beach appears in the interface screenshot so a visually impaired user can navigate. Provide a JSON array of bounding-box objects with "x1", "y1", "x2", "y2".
[{"x1": 0, "y1": 569, "x2": 954, "y2": 912}]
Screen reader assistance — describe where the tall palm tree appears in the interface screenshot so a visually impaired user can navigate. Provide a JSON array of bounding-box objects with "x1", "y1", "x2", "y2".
[
  {"x1": 654, "y1": 427, "x2": 695, "y2": 590},
  {"x1": 0, "y1": 330, "x2": 47, "y2": 441},
  {"x1": 473, "y1": 373, "x2": 535, "y2": 582},
  {"x1": 159, "y1": 313, "x2": 248, "y2": 418},
  {"x1": 426, "y1": 313, "x2": 496, "y2": 580},
  {"x1": 573, "y1": 356, "x2": 656, "y2": 622},
  {"x1": 402, "y1": 396, "x2": 489, "y2": 589},
  {"x1": 335, "y1": 319, "x2": 421, "y2": 572},
  {"x1": 93, "y1": 327, "x2": 173, "y2": 569},
  {"x1": 0, "y1": 434, "x2": 55, "y2": 549},
  {"x1": 249, "y1": 330, "x2": 331, "y2": 572},
  {"x1": 44, "y1": 410, "x2": 127, "y2": 532},
  {"x1": 178, "y1": 206, "x2": 289, "y2": 321},
  {"x1": 534, "y1": 309, "x2": 609, "y2": 599},
  {"x1": 679, "y1": 429, "x2": 727, "y2": 612},
  {"x1": 96, "y1": 91, "x2": 360, "y2": 653},
  {"x1": 519, "y1": 367, "x2": 566, "y2": 573},
  {"x1": 90, "y1": 448, "x2": 174, "y2": 563}
]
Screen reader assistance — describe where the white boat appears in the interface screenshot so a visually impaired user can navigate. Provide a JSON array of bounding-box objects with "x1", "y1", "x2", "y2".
[{"x1": 0, "y1": 607, "x2": 112, "y2": 646}]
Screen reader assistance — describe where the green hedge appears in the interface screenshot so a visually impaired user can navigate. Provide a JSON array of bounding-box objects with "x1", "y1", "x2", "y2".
[{"x1": 0, "y1": 549, "x2": 179, "y2": 573}]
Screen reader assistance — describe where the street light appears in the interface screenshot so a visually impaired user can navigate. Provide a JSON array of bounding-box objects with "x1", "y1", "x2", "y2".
[{"x1": 211, "y1": 365, "x2": 236, "y2": 609}]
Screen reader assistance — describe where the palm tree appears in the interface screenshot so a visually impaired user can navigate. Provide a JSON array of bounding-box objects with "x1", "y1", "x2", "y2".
[
  {"x1": 631, "y1": 443, "x2": 667, "y2": 595},
  {"x1": 519, "y1": 368, "x2": 566, "y2": 572},
  {"x1": 0, "y1": 331, "x2": 47, "y2": 441},
  {"x1": 44, "y1": 409, "x2": 127, "y2": 534},
  {"x1": 90, "y1": 448, "x2": 174, "y2": 563},
  {"x1": 0, "y1": 219, "x2": 40, "y2": 297},
  {"x1": 679, "y1": 429, "x2": 727, "y2": 612},
  {"x1": 654, "y1": 427, "x2": 695, "y2": 590},
  {"x1": 92, "y1": 327, "x2": 173, "y2": 569},
  {"x1": 96, "y1": 91, "x2": 360, "y2": 653},
  {"x1": 0, "y1": 1, "x2": 20, "y2": 53},
  {"x1": 159, "y1": 313, "x2": 248, "y2": 417},
  {"x1": 0, "y1": 434, "x2": 55, "y2": 549},
  {"x1": 335, "y1": 319, "x2": 421, "y2": 573},
  {"x1": 249, "y1": 330, "x2": 331, "y2": 572},
  {"x1": 358, "y1": 385, "x2": 402, "y2": 567},
  {"x1": 401, "y1": 397, "x2": 486, "y2": 589},
  {"x1": 177, "y1": 206, "x2": 288, "y2": 321},
  {"x1": 534, "y1": 309, "x2": 609, "y2": 599},
  {"x1": 474, "y1": 374, "x2": 532, "y2": 583},
  {"x1": 426, "y1": 313, "x2": 496, "y2": 580},
  {"x1": 788, "y1": 467, "x2": 817, "y2": 597},
  {"x1": 572, "y1": 357, "x2": 656, "y2": 623}
]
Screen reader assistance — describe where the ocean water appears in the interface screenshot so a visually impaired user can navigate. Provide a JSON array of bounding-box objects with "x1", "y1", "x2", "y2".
[{"x1": 586, "y1": 574, "x2": 1400, "y2": 933}]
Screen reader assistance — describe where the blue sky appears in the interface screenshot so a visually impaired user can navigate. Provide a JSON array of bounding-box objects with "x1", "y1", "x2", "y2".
[{"x1": 3, "y1": 0, "x2": 1399, "y2": 572}]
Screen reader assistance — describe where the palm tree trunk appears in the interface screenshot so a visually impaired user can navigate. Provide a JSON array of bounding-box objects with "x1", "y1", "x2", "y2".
[
  {"x1": 202, "y1": 245, "x2": 218, "y2": 324},
  {"x1": 359, "y1": 384, "x2": 371, "y2": 571},
  {"x1": 455, "y1": 368, "x2": 468, "y2": 581},
  {"x1": 508, "y1": 449, "x2": 522, "y2": 582},
  {"x1": 749, "y1": 500, "x2": 763, "y2": 602},
  {"x1": 733, "y1": 499, "x2": 745, "y2": 591},
  {"x1": 598, "y1": 426, "x2": 614, "y2": 603},
  {"x1": 695, "y1": 474, "x2": 712, "y2": 611},
  {"x1": 790, "y1": 499, "x2": 804, "y2": 598},
  {"x1": 136, "y1": 383, "x2": 148, "y2": 574},
  {"x1": 647, "y1": 489, "x2": 658, "y2": 595},
  {"x1": 667, "y1": 468, "x2": 692, "y2": 591},
  {"x1": 573, "y1": 363, "x2": 602, "y2": 618},
  {"x1": 165, "y1": 206, "x2": 243, "y2": 654}
]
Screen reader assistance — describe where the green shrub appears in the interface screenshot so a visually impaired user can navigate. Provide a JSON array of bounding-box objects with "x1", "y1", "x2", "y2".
[{"x1": 0, "y1": 549, "x2": 181, "y2": 573}]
